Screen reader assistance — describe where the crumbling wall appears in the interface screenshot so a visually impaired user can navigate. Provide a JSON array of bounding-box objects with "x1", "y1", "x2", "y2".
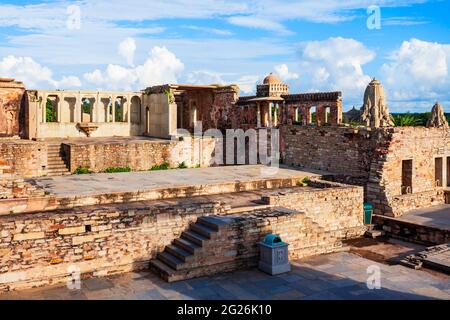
[
  {"x1": 0, "y1": 200, "x2": 228, "y2": 292},
  {"x1": 0, "y1": 79, "x2": 25, "y2": 137},
  {"x1": 282, "y1": 125, "x2": 376, "y2": 178},
  {"x1": 0, "y1": 139, "x2": 47, "y2": 177},
  {"x1": 65, "y1": 137, "x2": 217, "y2": 173},
  {"x1": 261, "y1": 181, "x2": 366, "y2": 238}
]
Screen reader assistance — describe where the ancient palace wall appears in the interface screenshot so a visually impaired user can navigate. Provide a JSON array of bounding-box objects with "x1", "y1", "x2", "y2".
[{"x1": 65, "y1": 137, "x2": 217, "y2": 173}]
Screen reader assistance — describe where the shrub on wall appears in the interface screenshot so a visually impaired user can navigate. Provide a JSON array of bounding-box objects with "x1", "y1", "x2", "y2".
[
  {"x1": 150, "y1": 162, "x2": 170, "y2": 171},
  {"x1": 74, "y1": 167, "x2": 91, "y2": 174}
]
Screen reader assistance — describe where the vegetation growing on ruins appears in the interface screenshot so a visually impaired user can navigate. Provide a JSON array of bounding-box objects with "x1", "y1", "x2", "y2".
[
  {"x1": 150, "y1": 162, "x2": 170, "y2": 171},
  {"x1": 74, "y1": 167, "x2": 91, "y2": 174},
  {"x1": 104, "y1": 167, "x2": 132, "y2": 173},
  {"x1": 178, "y1": 162, "x2": 188, "y2": 169}
]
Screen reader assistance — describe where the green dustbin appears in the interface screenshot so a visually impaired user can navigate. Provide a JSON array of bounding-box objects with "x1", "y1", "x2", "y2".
[{"x1": 364, "y1": 203, "x2": 374, "y2": 225}]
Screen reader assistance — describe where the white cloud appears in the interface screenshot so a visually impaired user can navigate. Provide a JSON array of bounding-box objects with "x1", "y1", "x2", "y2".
[
  {"x1": 274, "y1": 64, "x2": 299, "y2": 81},
  {"x1": 84, "y1": 46, "x2": 184, "y2": 91},
  {"x1": 118, "y1": 38, "x2": 137, "y2": 66},
  {"x1": 228, "y1": 16, "x2": 292, "y2": 35},
  {"x1": 184, "y1": 26, "x2": 233, "y2": 36},
  {"x1": 186, "y1": 71, "x2": 226, "y2": 85},
  {"x1": 0, "y1": 55, "x2": 81, "y2": 89},
  {"x1": 234, "y1": 75, "x2": 260, "y2": 94},
  {"x1": 299, "y1": 37, "x2": 374, "y2": 104},
  {"x1": 381, "y1": 38, "x2": 450, "y2": 105}
]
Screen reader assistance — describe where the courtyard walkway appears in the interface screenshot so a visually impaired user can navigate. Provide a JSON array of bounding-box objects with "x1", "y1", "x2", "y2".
[
  {"x1": 400, "y1": 204, "x2": 450, "y2": 231},
  {"x1": 1, "y1": 252, "x2": 449, "y2": 300},
  {"x1": 30, "y1": 165, "x2": 324, "y2": 198}
]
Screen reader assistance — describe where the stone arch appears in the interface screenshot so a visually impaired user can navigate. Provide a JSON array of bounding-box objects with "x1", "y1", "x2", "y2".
[
  {"x1": 114, "y1": 97, "x2": 125, "y2": 122},
  {"x1": 45, "y1": 95, "x2": 59, "y2": 123},
  {"x1": 130, "y1": 96, "x2": 141, "y2": 124},
  {"x1": 81, "y1": 97, "x2": 95, "y2": 123}
]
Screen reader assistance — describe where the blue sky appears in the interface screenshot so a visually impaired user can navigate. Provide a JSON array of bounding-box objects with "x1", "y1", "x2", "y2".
[{"x1": 0, "y1": 0, "x2": 449, "y2": 112}]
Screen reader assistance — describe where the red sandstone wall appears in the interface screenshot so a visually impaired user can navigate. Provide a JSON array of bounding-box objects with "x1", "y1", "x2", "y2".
[
  {"x1": 282, "y1": 125, "x2": 376, "y2": 178},
  {"x1": 0, "y1": 81, "x2": 25, "y2": 137},
  {"x1": 0, "y1": 140, "x2": 47, "y2": 178}
]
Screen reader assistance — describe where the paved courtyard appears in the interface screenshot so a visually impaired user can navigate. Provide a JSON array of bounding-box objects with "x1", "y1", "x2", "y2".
[
  {"x1": 30, "y1": 165, "x2": 324, "y2": 198},
  {"x1": 1, "y1": 252, "x2": 449, "y2": 300},
  {"x1": 401, "y1": 204, "x2": 450, "y2": 231}
]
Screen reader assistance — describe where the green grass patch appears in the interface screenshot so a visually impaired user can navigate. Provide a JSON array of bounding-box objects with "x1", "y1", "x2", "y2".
[
  {"x1": 297, "y1": 177, "x2": 311, "y2": 187},
  {"x1": 104, "y1": 167, "x2": 132, "y2": 173},
  {"x1": 74, "y1": 167, "x2": 91, "y2": 175},
  {"x1": 150, "y1": 162, "x2": 170, "y2": 171}
]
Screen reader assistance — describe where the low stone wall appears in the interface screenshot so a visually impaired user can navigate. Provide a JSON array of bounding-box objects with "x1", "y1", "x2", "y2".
[
  {"x1": 0, "y1": 199, "x2": 228, "y2": 292},
  {"x1": 282, "y1": 125, "x2": 376, "y2": 178},
  {"x1": 154, "y1": 208, "x2": 346, "y2": 282},
  {"x1": 0, "y1": 139, "x2": 47, "y2": 177},
  {"x1": 261, "y1": 180, "x2": 366, "y2": 238},
  {"x1": 64, "y1": 137, "x2": 216, "y2": 173},
  {"x1": 373, "y1": 215, "x2": 449, "y2": 245},
  {"x1": 388, "y1": 190, "x2": 445, "y2": 217}
]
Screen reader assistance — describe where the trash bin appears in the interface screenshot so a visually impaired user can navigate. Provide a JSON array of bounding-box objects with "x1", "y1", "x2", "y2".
[
  {"x1": 364, "y1": 203, "x2": 374, "y2": 225},
  {"x1": 258, "y1": 234, "x2": 291, "y2": 275}
]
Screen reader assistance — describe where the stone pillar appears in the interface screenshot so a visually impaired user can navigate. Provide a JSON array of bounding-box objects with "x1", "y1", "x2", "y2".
[
  {"x1": 316, "y1": 105, "x2": 325, "y2": 126},
  {"x1": 41, "y1": 93, "x2": 48, "y2": 123},
  {"x1": 112, "y1": 95, "x2": 116, "y2": 123},
  {"x1": 127, "y1": 95, "x2": 132, "y2": 123},
  {"x1": 256, "y1": 102, "x2": 261, "y2": 128},
  {"x1": 273, "y1": 103, "x2": 279, "y2": 127},
  {"x1": 57, "y1": 93, "x2": 62, "y2": 123},
  {"x1": 268, "y1": 102, "x2": 273, "y2": 128},
  {"x1": 303, "y1": 106, "x2": 311, "y2": 125},
  {"x1": 75, "y1": 94, "x2": 81, "y2": 123}
]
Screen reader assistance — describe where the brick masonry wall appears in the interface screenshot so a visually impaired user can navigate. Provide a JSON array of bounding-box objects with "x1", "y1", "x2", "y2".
[
  {"x1": 367, "y1": 127, "x2": 450, "y2": 216},
  {"x1": 65, "y1": 137, "x2": 217, "y2": 173},
  {"x1": 156, "y1": 207, "x2": 350, "y2": 282},
  {"x1": 0, "y1": 139, "x2": 47, "y2": 177},
  {"x1": 282, "y1": 125, "x2": 376, "y2": 178},
  {"x1": 0, "y1": 200, "x2": 228, "y2": 291},
  {"x1": 261, "y1": 180, "x2": 366, "y2": 239},
  {"x1": 281, "y1": 125, "x2": 450, "y2": 217}
]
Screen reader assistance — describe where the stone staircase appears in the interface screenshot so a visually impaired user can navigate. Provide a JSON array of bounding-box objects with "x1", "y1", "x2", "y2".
[
  {"x1": 47, "y1": 144, "x2": 70, "y2": 176},
  {"x1": 150, "y1": 211, "x2": 344, "y2": 282},
  {"x1": 149, "y1": 216, "x2": 229, "y2": 282}
]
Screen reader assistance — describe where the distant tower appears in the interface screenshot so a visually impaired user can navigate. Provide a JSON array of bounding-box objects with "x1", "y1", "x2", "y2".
[
  {"x1": 256, "y1": 73, "x2": 289, "y2": 97},
  {"x1": 427, "y1": 102, "x2": 448, "y2": 128},
  {"x1": 360, "y1": 78, "x2": 394, "y2": 128}
]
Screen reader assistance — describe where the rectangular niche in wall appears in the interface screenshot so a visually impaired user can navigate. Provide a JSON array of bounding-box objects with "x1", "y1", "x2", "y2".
[
  {"x1": 435, "y1": 157, "x2": 443, "y2": 187},
  {"x1": 402, "y1": 159, "x2": 413, "y2": 195},
  {"x1": 447, "y1": 157, "x2": 450, "y2": 187}
]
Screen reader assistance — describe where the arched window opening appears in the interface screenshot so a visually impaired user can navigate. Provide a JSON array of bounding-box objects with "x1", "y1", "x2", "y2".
[
  {"x1": 45, "y1": 96, "x2": 58, "y2": 123},
  {"x1": 131, "y1": 96, "x2": 141, "y2": 124}
]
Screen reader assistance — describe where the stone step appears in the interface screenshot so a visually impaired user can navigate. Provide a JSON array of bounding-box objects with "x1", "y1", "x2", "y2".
[
  {"x1": 197, "y1": 216, "x2": 231, "y2": 231},
  {"x1": 181, "y1": 230, "x2": 208, "y2": 246},
  {"x1": 173, "y1": 238, "x2": 201, "y2": 254},
  {"x1": 157, "y1": 252, "x2": 185, "y2": 270},
  {"x1": 189, "y1": 223, "x2": 216, "y2": 239},
  {"x1": 47, "y1": 164, "x2": 68, "y2": 169},
  {"x1": 165, "y1": 245, "x2": 193, "y2": 262},
  {"x1": 149, "y1": 259, "x2": 176, "y2": 282}
]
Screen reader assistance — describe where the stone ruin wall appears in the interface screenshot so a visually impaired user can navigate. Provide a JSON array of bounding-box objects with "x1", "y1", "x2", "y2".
[
  {"x1": 0, "y1": 182, "x2": 365, "y2": 292},
  {"x1": 281, "y1": 125, "x2": 450, "y2": 217},
  {"x1": 0, "y1": 80, "x2": 25, "y2": 138},
  {"x1": 64, "y1": 137, "x2": 217, "y2": 173},
  {"x1": 177, "y1": 86, "x2": 239, "y2": 133},
  {"x1": 368, "y1": 127, "x2": 450, "y2": 217},
  {"x1": 282, "y1": 125, "x2": 377, "y2": 178},
  {"x1": 262, "y1": 180, "x2": 366, "y2": 239},
  {"x1": 0, "y1": 139, "x2": 47, "y2": 178}
]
